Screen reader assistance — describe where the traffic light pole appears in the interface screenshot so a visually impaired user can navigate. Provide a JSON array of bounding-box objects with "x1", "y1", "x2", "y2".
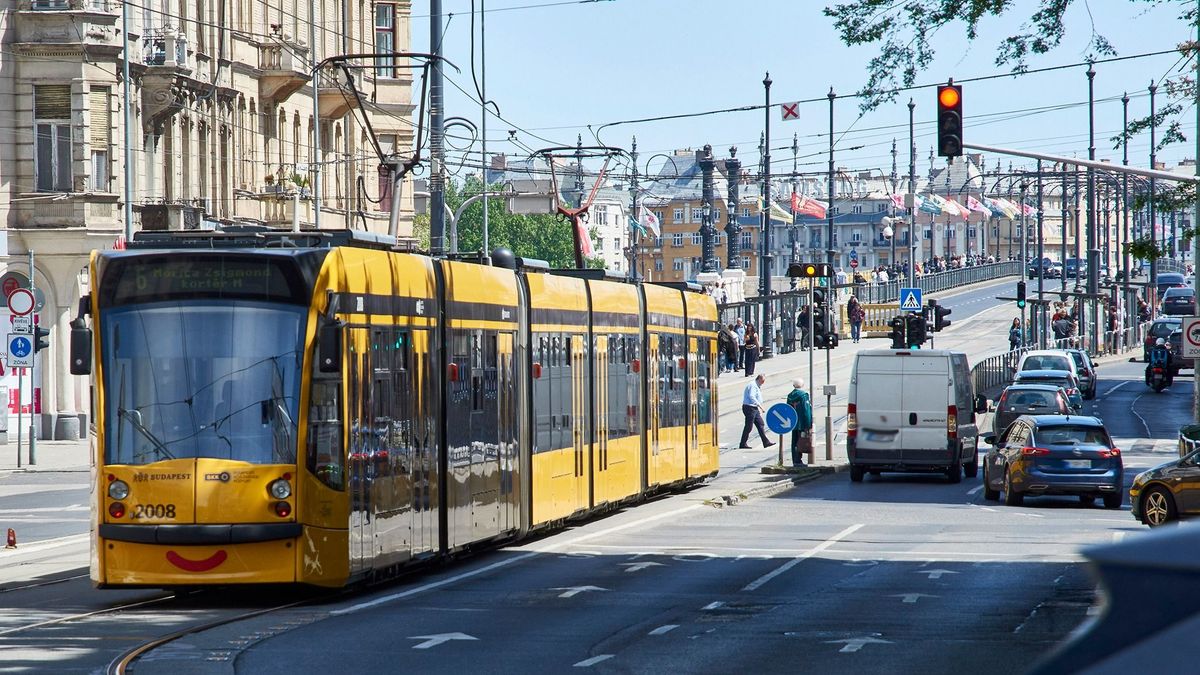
[{"x1": 808, "y1": 277, "x2": 815, "y2": 465}]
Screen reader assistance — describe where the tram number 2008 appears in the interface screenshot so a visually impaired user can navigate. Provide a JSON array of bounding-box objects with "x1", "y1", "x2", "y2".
[{"x1": 132, "y1": 504, "x2": 176, "y2": 519}]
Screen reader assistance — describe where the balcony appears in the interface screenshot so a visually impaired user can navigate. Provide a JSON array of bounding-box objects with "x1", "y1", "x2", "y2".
[
  {"x1": 317, "y1": 68, "x2": 360, "y2": 118},
  {"x1": 258, "y1": 41, "x2": 310, "y2": 103},
  {"x1": 12, "y1": 0, "x2": 120, "y2": 56},
  {"x1": 140, "y1": 29, "x2": 194, "y2": 131},
  {"x1": 137, "y1": 202, "x2": 204, "y2": 231}
]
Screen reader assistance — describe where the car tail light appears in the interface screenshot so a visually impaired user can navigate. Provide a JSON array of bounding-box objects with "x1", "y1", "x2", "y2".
[
  {"x1": 1099, "y1": 448, "x2": 1121, "y2": 458},
  {"x1": 997, "y1": 392, "x2": 1008, "y2": 407},
  {"x1": 109, "y1": 502, "x2": 126, "y2": 518},
  {"x1": 1021, "y1": 446, "x2": 1051, "y2": 456},
  {"x1": 274, "y1": 501, "x2": 292, "y2": 518},
  {"x1": 847, "y1": 403, "x2": 857, "y2": 440},
  {"x1": 947, "y1": 405, "x2": 958, "y2": 441}
]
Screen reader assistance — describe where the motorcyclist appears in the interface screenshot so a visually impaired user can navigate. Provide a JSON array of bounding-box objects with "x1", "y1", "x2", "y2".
[{"x1": 1146, "y1": 337, "x2": 1173, "y2": 387}]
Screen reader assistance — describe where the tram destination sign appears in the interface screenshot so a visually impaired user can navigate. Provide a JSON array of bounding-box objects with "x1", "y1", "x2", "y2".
[{"x1": 105, "y1": 257, "x2": 302, "y2": 304}]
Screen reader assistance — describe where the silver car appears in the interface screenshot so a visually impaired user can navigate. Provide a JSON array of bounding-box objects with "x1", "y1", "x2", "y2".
[{"x1": 1065, "y1": 349, "x2": 1097, "y2": 400}]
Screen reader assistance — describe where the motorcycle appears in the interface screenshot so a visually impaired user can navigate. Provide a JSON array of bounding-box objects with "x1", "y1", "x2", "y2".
[
  {"x1": 1148, "y1": 365, "x2": 1172, "y2": 392},
  {"x1": 1146, "y1": 345, "x2": 1174, "y2": 392}
]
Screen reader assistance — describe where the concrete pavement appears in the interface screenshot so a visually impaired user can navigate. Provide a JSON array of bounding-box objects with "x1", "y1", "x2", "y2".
[{"x1": 0, "y1": 436, "x2": 91, "y2": 474}]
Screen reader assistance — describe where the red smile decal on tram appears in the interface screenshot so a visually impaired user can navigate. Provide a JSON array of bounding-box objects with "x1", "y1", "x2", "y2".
[{"x1": 165, "y1": 550, "x2": 228, "y2": 572}]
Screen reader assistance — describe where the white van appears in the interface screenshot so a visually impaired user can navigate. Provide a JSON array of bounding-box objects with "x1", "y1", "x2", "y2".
[{"x1": 847, "y1": 349, "x2": 986, "y2": 483}]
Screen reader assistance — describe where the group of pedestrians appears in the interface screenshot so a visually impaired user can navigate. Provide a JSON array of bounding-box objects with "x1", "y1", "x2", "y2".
[
  {"x1": 739, "y1": 373, "x2": 814, "y2": 467},
  {"x1": 716, "y1": 317, "x2": 763, "y2": 376}
]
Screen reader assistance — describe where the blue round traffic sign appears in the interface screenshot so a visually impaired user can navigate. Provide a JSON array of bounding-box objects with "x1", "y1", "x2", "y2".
[
  {"x1": 10, "y1": 336, "x2": 31, "y2": 358},
  {"x1": 766, "y1": 403, "x2": 798, "y2": 434}
]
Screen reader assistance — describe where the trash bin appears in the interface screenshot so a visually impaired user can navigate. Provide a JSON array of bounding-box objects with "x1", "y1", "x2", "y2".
[{"x1": 1178, "y1": 424, "x2": 1200, "y2": 458}]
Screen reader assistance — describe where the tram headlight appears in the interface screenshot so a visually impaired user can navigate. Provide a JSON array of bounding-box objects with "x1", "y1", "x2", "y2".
[
  {"x1": 108, "y1": 480, "x2": 130, "y2": 500},
  {"x1": 268, "y1": 478, "x2": 292, "y2": 500}
]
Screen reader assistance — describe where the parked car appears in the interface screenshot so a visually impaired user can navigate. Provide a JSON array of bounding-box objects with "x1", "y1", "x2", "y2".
[
  {"x1": 1143, "y1": 316, "x2": 1182, "y2": 362},
  {"x1": 982, "y1": 415, "x2": 1123, "y2": 508},
  {"x1": 846, "y1": 349, "x2": 986, "y2": 483},
  {"x1": 1160, "y1": 286, "x2": 1196, "y2": 316},
  {"x1": 1130, "y1": 448, "x2": 1200, "y2": 526},
  {"x1": 1064, "y1": 349, "x2": 1098, "y2": 400},
  {"x1": 991, "y1": 384, "x2": 1072, "y2": 435},
  {"x1": 1156, "y1": 272, "x2": 1188, "y2": 296},
  {"x1": 1013, "y1": 370, "x2": 1084, "y2": 411}
]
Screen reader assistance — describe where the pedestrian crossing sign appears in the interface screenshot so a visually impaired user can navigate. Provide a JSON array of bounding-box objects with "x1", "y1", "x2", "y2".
[{"x1": 899, "y1": 287, "x2": 922, "y2": 312}]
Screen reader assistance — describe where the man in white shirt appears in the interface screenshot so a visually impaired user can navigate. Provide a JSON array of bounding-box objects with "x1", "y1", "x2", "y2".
[
  {"x1": 739, "y1": 374, "x2": 775, "y2": 449},
  {"x1": 734, "y1": 318, "x2": 746, "y2": 370}
]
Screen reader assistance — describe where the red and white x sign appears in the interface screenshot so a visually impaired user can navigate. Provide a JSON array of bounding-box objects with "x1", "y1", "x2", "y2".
[{"x1": 780, "y1": 101, "x2": 800, "y2": 121}]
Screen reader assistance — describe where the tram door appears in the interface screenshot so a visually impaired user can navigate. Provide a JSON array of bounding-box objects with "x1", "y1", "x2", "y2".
[
  {"x1": 411, "y1": 330, "x2": 437, "y2": 558},
  {"x1": 567, "y1": 334, "x2": 589, "y2": 514},
  {"x1": 497, "y1": 332, "x2": 518, "y2": 532},
  {"x1": 348, "y1": 332, "x2": 374, "y2": 574},
  {"x1": 646, "y1": 333, "x2": 661, "y2": 486},
  {"x1": 592, "y1": 335, "x2": 609, "y2": 504}
]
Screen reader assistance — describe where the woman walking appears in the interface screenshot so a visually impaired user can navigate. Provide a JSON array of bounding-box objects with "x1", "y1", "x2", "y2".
[
  {"x1": 743, "y1": 324, "x2": 761, "y2": 376},
  {"x1": 1008, "y1": 317, "x2": 1022, "y2": 352},
  {"x1": 847, "y1": 296, "x2": 865, "y2": 344}
]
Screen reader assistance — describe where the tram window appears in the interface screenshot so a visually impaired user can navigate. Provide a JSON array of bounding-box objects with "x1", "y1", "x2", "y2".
[{"x1": 307, "y1": 374, "x2": 344, "y2": 490}]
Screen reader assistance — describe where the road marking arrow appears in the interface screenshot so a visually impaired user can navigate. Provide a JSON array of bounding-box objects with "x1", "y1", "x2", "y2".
[
  {"x1": 916, "y1": 569, "x2": 957, "y2": 580},
  {"x1": 825, "y1": 637, "x2": 892, "y2": 653},
  {"x1": 620, "y1": 561, "x2": 664, "y2": 573},
  {"x1": 891, "y1": 593, "x2": 938, "y2": 604},
  {"x1": 552, "y1": 585, "x2": 608, "y2": 598},
  {"x1": 408, "y1": 632, "x2": 478, "y2": 650}
]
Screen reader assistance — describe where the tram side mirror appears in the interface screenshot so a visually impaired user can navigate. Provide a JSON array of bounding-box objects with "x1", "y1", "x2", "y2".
[
  {"x1": 69, "y1": 317, "x2": 91, "y2": 375},
  {"x1": 318, "y1": 320, "x2": 343, "y2": 373}
]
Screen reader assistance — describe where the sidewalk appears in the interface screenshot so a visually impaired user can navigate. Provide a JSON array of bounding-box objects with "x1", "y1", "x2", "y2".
[{"x1": 0, "y1": 436, "x2": 91, "y2": 474}]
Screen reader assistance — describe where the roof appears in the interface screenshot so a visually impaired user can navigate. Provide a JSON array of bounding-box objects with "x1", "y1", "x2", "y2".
[{"x1": 1014, "y1": 414, "x2": 1105, "y2": 427}]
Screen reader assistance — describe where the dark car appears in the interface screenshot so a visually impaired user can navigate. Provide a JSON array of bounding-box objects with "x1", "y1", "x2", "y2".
[
  {"x1": 1063, "y1": 258, "x2": 1086, "y2": 279},
  {"x1": 1143, "y1": 316, "x2": 1182, "y2": 361},
  {"x1": 1130, "y1": 447, "x2": 1200, "y2": 526},
  {"x1": 1160, "y1": 286, "x2": 1196, "y2": 316},
  {"x1": 1027, "y1": 258, "x2": 1058, "y2": 279},
  {"x1": 992, "y1": 384, "x2": 1072, "y2": 435},
  {"x1": 1012, "y1": 370, "x2": 1083, "y2": 411},
  {"x1": 1166, "y1": 329, "x2": 1190, "y2": 372},
  {"x1": 982, "y1": 415, "x2": 1123, "y2": 508},
  {"x1": 1155, "y1": 272, "x2": 1187, "y2": 296},
  {"x1": 1064, "y1": 349, "x2": 1098, "y2": 400}
]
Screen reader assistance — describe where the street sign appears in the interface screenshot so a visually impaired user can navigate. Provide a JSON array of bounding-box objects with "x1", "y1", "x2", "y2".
[
  {"x1": 7, "y1": 334, "x2": 32, "y2": 368},
  {"x1": 850, "y1": 258, "x2": 859, "y2": 269},
  {"x1": 1184, "y1": 316, "x2": 1200, "y2": 359},
  {"x1": 780, "y1": 102, "x2": 800, "y2": 121},
  {"x1": 10, "y1": 316, "x2": 31, "y2": 334},
  {"x1": 0, "y1": 271, "x2": 27, "y2": 298},
  {"x1": 765, "y1": 403, "x2": 798, "y2": 435},
  {"x1": 899, "y1": 287, "x2": 923, "y2": 312},
  {"x1": 7, "y1": 288, "x2": 34, "y2": 316},
  {"x1": 30, "y1": 287, "x2": 45, "y2": 313}
]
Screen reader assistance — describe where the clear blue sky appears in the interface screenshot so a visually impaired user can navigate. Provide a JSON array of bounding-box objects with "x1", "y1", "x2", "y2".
[{"x1": 413, "y1": 0, "x2": 1195, "y2": 183}]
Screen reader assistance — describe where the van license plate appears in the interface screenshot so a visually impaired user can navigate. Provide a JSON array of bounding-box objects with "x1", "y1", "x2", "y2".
[
  {"x1": 1064, "y1": 459, "x2": 1090, "y2": 469},
  {"x1": 864, "y1": 431, "x2": 894, "y2": 441}
]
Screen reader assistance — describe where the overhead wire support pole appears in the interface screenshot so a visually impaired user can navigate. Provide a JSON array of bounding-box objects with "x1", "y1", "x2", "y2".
[
  {"x1": 1194, "y1": 0, "x2": 1200, "y2": 423},
  {"x1": 761, "y1": 73, "x2": 774, "y2": 357},
  {"x1": 908, "y1": 99, "x2": 917, "y2": 287},
  {"x1": 1149, "y1": 81, "x2": 1159, "y2": 310},
  {"x1": 1086, "y1": 63, "x2": 1098, "y2": 355},
  {"x1": 481, "y1": 0, "x2": 489, "y2": 257},
  {"x1": 310, "y1": 0, "x2": 321, "y2": 230},
  {"x1": 121, "y1": 0, "x2": 133, "y2": 241},
  {"x1": 430, "y1": 0, "x2": 447, "y2": 256}
]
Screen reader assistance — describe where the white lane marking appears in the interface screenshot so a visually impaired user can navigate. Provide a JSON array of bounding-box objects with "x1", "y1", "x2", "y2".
[
  {"x1": 553, "y1": 586, "x2": 607, "y2": 598},
  {"x1": 701, "y1": 601, "x2": 724, "y2": 610},
  {"x1": 649, "y1": 624, "x2": 679, "y2": 636},
  {"x1": 1130, "y1": 392, "x2": 1152, "y2": 438},
  {"x1": 408, "y1": 632, "x2": 477, "y2": 650},
  {"x1": 967, "y1": 485, "x2": 984, "y2": 495},
  {"x1": 336, "y1": 504, "x2": 704, "y2": 615},
  {"x1": 892, "y1": 593, "x2": 938, "y2": 604},
  {"x1": 574, "y1": 655, "x2": 614, "y2": 667},
  {"x1": 1105, "y1": 381, "x2": 1129, "y2": 396},
  {"x1": 826, "y1": 637, "x2": 892, "y2": 653},
  {"x1": 916, "y1": 569, "x2": 956, "y2": 580},
  {"x1": 620, "y1": 562, "x2": 664, "y2": 573},
  {"x1": 742, "y1": 524, "x2": 864, "y2": 592}
]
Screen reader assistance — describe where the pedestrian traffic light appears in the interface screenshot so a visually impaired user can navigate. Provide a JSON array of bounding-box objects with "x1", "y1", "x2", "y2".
[
  {"x1": 1016, "y1": 281, "x2": 1027, "y2": 309},
  {"x1": 937, "y1": 82, "x2": 963, "y2": 158},
  {"x1": 812, "y1": 307, "x2": 827, "y2": 348},
  {"x1": 929, "y1": 299, "x2": 952, "y2": 331},
  {"x1": 812, "y1": 287, "x2": 827, "y2": 308},
  {"x1": 32, "y1": 326, "x2": 49, "y2": 353},
  {"x1": 889, "y1": 316, "x2": 906, "y2": 349},
  {"x1": 788, "y1": 262, "x2": 833, "y2": 278},
  {"x1": 908, "y1": 314, "x2": 928, "y2": 348}
]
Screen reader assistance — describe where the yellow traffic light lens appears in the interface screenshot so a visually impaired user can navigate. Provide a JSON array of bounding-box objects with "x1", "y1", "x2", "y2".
[
  {"x1": 938, "y1": 87, "x2": 960, "y2": 108},
  {"x1": 805, "y1": 265, "x2": 816, "y2": 276}
]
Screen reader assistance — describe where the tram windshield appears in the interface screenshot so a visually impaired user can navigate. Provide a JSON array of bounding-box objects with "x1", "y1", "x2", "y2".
[{"x1": 101, "y1": 300, "x2": 305, "y2": 466}]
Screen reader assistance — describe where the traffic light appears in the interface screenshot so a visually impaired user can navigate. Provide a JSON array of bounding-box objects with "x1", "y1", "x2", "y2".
[
  {"x1": 908, "y1": 314, "x2": 928, "y2": 348},
  {"x1": 32, "y1": 326, "x2": 50, "y2": 353},
  {"x1": 929, "y1": 298, "x2": 952, "y2": 331},
  {"x1": 788, "y1": 262, "x2": 833, "y2": 278},
  {"x1": 812, "y1": 306, "x2": 828, "y2": 348},
  {"x1": 812, "y1": 287, "x2": 827, "y2": 307},
  {"x1": 889, "y1": 316, "x2": 906, "y2": 349},
  {"x1": 936, "y1": 83, "x2": 963, "y2": 158},
  {"x1": 1016, "y1": 281, "x2": 1027, "y2": 309}
]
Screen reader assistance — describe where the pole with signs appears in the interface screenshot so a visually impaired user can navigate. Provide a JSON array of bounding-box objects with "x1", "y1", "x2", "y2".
[{"x1": 28, "y1": 249, "x2": 34, "y2": 466}]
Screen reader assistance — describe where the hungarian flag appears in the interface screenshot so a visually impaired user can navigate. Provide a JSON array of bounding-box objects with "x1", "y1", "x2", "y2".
[{"x1": 640, "y1": 207, "x2": 660, "y2": 236}]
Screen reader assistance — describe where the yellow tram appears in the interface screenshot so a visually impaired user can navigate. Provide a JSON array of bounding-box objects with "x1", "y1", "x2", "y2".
[{"x1": 71, "y1": 229, "x2": 719, "y2": 587}]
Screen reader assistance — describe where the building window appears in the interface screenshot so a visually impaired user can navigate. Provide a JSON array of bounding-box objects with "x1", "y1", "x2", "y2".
[
  {"x1": 851, "y1": 230, "x2": 862, "y2": 242},
  {"x1": 969, "y1": 227, "x2": 977, "y2": 238},
  {"x1": 655, "y1": 210, "x2": 665, "y2": 225},
  {"x1": 654, "y1": 259, "x2": 664, "y2": 272},
  {"x1": 595, "y1": 205, "x2": 608, "y2": 223},
  {"x1": 714, "y1": 232, "x2": 722, "y2": 245},
  {"x1": 673, "y1": 258, "x2": 685, "y2": 271},
  {"x1": 673, "y1": 208, "x2": 684, "y2": 222},
  {"x1": 742, "y1": 258, "x2": 750, "y2": 269},
  {"x1": 924, "y1": 228, "x2": 932, "y2": 240},
  {"x1": 852, "y1": 204, "x2": 863, "y2": 214},
  {"x1": 691, "y1": 232, "x2": 702, "y2": 246},
  {"x1": 830, "y1": 206, "x2": 840, "y2": 216},
  {"x1": 992, "y1": 226, "x2": 999, "y2": 237},
  {"x1": 612, "y1": 238, "x2": 620, "y2": 251},
  {"x1": 741, "y1": 232, "x2": 753, "y2": 249},
  {"x1": 89, "y1": 87, "x2": 111, "y2": 190},
  {"x1": 741, "y1": 207, "x2": 750, "y2": 217},
  {"x1": 653, "y1": 236, "x2": 662, "y2": 248},
  {"x1": 672, "y1": 232, "x2": 683, "y2": 247},
  {"x1": 877, "y1": 203, "x2": 886, "y2": 212},
  {"x1": 35, "y1": 85, "x2": 73, "y2": 192},
  {"x1": 375, "y1": 4, "x2": 396, "y2": 78}
]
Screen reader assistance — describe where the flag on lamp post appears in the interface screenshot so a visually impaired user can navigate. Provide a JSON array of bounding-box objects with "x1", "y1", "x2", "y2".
[
  {"x1": 639, "y1": 207, "x2": 660, "y2": 236},
  {"x1": 965, "y1": 195, "x2": 992, "y2": 216}
]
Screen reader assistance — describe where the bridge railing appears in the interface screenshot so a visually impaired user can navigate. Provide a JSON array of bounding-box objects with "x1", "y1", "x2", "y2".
[{"x1": 719, "y1": 261, "x2": 1022, "y2": 353}]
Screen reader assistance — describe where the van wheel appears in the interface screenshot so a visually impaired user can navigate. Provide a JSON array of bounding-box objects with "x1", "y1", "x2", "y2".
[
  {"x1": 1003, "y1": 468, "x2": 1024, "y2": 506},
  {"x1": 964, "y1": 442, "x2": 979, "y2": 479},
  {"x1": 945, "y1": 461, "x2": 962, "y2": 484},
  {"x1": 850, "y1": 465, "x2": 865, "y2": 483}
]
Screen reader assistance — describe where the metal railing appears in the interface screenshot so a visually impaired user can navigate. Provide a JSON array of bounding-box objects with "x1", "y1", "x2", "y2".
[{"x1": 718, "y1": 260, "x2": 1022, "y2": 354}]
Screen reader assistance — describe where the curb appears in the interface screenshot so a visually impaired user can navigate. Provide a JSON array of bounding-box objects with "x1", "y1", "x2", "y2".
[{"x1": 716, "y1": 465, "x2": 839, "y2": 505}]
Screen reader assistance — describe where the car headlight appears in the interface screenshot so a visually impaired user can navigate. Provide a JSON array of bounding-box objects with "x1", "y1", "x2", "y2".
[
  {"x1": 108, "y1": 479, "x2": 130, "y2": 500},
  {"x1": 1132, "y1": 472, "x2": 1148, "y2": 488},
  {"x1": 268, "y1": 478, "x2": 292, "y2": 500}
]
